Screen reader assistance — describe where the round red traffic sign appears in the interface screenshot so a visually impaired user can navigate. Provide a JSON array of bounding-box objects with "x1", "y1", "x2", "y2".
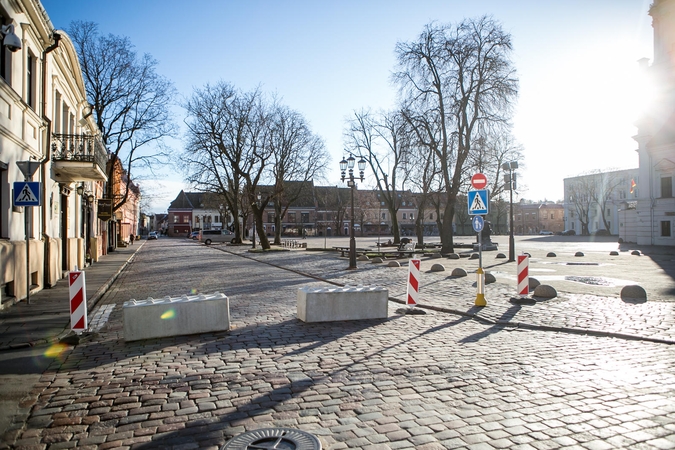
[{"x1": 471, "y1": 173, "x2": 487, "y2": 190}]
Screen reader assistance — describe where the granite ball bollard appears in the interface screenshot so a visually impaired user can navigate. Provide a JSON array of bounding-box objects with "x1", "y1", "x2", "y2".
[
  {"x1": 447, "y1": 253, "x2": 460, "y2": 260},
  {"x1": 431, "y1": 253, "x2": 443, "y2": 259},
  {"x1": 357, "y1": 255, "x2": 370, "y2": 261},
  {"x1": 387, "y1": 261, "x2": 401, "y2": 267},
  {"x1": 451, "y1": 267, "x2": 467, "y2": 277},
  {"x1": 529, "y1": 277, "x2": 541, "y2": 290},
  {"x1": 609, "y1": 251, "x2": 619, "y2": 256},
  {"x1": 621, "y1": 285, "x2": 647, "y2": 301},
  {"x1": 546, "y1": 252, "x2": 556, "y2": 257},
  {"x1": 469, "y1": 253, "x2": 479, "y2": 260},
  {"x1": 496, "y1": 253, "x2": 506, "y2": 259},
  {"x1": 485, "y1": 272, "x2": 496, "y2": 284},
  {"x1": 533, "y1": 284, "x2": 557, "y2": 298},
  {"x1": 371, "y1": 257, "x2": 383, "y2": 263},
  {"x1": 430, "y1": 263, "x2": 445, "y2": 272},
  {"x1": 631, "y1": 250, "x2": 641, "y2": 256},
  {"x1": 575, "y1": 251, "x2": 584, "y2": 257}
]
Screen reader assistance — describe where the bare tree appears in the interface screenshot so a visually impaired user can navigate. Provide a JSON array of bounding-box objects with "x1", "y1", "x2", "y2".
[
  {"x1": 395, "y1": 16, "x2": 518, "y2": 253},
  {"x1": 590, "y1": 170, "x2": 624, "y2": 233},
  {"x1": 68, "y1": 21, "x2": 176, "y2": 212},
  {"x1": 566, "y1": 176, "x2": 596, "y2": 236},
  {"x1": 268, "y1": 103, "x2": 329, "y2": 244},
  {"x1": 345, "y1": 109, "x2": 410, "y2": 244}
]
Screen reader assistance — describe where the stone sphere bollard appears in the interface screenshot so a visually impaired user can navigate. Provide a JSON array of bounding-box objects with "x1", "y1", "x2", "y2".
[
  {"x1": 533, "y1": 284, "x2": 557, "y2": 298},
  {"x1": 387, "y1": 261, "x2": 401, "y2": 267},
  {"x1": 529, "y1": 277, "x2": 541, "y2": 290},
  {"x1": 451, "y1": 267, "x2": 468, "y2": 277},
  {"x1": 546, "y1": 252, "x2": 556, "y2": 257},
  {"x1": 485, "y1": 272, "x2": 496, "y2": 284},
  {"x1": 430, "y1": 263, "x2": 445, "y2": 272},
  {"x1": 609, "y1": 251, "x2": 619, "y2": 256},
  {"x1": 631, "y1": 250, "x2": 641, "y2": 256},
  {"x1": 447, "y1": 253, "x2": 460, "y2": 260},
  {"x1": 371, "y1": 257, "x2": 383, "y2": 263},
  {"x1": 469, "y1": 253, "x2": 479, "y2": 260},
  {"x1": 431, "y1": 253, "x2": 443, "y2": 259},
  {"x1": 357, "y1": 255, "x2": 370, "y2": 261},
  {"x1": 496, "y1": 253, "x2": 506, "y2": 259},
  {"x1": 575, "y1": 251, "x2": 584, "y2": 257},
  {"x1": 621, "y1": 285, "x2": 647, "y2": 301}
]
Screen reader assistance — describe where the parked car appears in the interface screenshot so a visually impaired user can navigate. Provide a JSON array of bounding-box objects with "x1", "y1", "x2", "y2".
[
  {"x1": 539, "y1": 230, "x2": 553, "y2": 235},
  {"x1": 561, "y1": 229, "x2": 576, "y2": 236},
  {"x1": 201, "y1": 229, "x2": 234, "y2": 245},
  {"x1": 592, "y1": 229, "x2": 610, "y2": 236},
  {"x1": 148, "y1": 231, "x2": 158, "y2": 240},
  {"x1": 189, "y1": 231, "x2": 200, "y2": 240}
]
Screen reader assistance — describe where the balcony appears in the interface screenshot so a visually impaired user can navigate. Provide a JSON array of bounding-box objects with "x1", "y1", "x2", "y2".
[{"x1": 51, "y1": 133, "x2": 108, "y2": 182}]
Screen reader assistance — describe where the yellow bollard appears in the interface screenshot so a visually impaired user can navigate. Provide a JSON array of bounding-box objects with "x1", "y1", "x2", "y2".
[{"x1": 475, "y1": 267, "x2": 486, "y2": 306}]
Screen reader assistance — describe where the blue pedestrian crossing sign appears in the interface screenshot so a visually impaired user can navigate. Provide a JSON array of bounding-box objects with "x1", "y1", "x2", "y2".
[
  {"x1": 468, "y1": 189, "x2": 489, "y2": 215},
  {"x1": 13, "y1": 182, "x2": 41, "y2": 207}
]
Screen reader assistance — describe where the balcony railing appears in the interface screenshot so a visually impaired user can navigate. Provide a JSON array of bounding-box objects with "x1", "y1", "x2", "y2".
[{"x1": 51, "y1": 133, "x2": 108, "y2": 182}]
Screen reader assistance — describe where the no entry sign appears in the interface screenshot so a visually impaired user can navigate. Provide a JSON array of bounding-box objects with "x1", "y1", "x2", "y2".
[{"x1": 471, "y1": 173, "x2": 487, "y2": 190}]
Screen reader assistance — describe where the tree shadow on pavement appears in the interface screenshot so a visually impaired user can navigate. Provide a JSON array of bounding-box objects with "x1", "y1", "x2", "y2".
[{"x1": 459, "y1": 304, "x2": 522, "y2": 343}]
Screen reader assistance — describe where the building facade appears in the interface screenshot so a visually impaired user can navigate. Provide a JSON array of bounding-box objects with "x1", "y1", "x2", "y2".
[{"x1": 630, "y1": 0, "x2": 675, "y2": 246}]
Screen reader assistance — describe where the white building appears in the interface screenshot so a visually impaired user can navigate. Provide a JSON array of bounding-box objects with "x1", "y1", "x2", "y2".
[
  {"x1": 629, "y1": 0, "x2": 675, "y2": 246},
  {"x1": 0, "y1": 0, "x2": 107, "y2": 305},
  {"x1": 563, "y1": 169, "x2": 639, "y2": 236}
]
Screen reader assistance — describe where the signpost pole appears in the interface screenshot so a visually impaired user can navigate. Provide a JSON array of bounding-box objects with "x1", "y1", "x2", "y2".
[
  {"x1": 25, "y1": 199, "x2": 30, "y2": 304},
  {"x1": 16, "y1": 161, "x2": 41, "y2": 305}
]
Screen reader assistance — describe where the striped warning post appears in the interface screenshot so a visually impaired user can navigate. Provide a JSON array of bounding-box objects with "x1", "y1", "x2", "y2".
[
  {"x1": 517, "y1": 254, "x2": 529, "y2": 296},
  {"x1": 69, "y1": 269, "x2": 88, "y2": 333},
  {"x1": 407, "y1": 259, "x2": 421, "y2": 306}
]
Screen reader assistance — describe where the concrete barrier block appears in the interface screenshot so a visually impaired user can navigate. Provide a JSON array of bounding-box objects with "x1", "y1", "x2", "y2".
[
  {"x1": 297, "y1": 286, "x2": 388, "y2": 322},
  {"x1": 123, "y1": 292, "x2": 230, "y2": 341}
]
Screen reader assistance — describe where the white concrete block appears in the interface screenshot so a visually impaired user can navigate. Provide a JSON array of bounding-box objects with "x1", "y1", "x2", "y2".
[
  {"x1": 297, "y1": 286, "x2": 389, "y2": 322},
  {"x1": 123, "y1": 292, "x2": 230, "y2": 341}
]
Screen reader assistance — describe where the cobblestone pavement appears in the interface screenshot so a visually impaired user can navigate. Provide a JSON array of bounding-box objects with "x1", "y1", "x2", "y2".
[{"x1": 6, "y1": 239, "x2": 675, "y2": 450}]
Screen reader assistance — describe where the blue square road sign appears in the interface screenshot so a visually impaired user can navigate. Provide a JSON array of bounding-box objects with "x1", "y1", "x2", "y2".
[
  {"x1": 13, "y1": 182, "x2": 41, "y2": 207},
  {"x1": 468, "y1": 189, "x2": 489, "y2": 215}
]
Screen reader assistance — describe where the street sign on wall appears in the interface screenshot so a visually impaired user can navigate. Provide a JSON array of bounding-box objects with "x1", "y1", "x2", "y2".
[{"x1": 13, "y1": 182, "x2": 41, "y2": 206}]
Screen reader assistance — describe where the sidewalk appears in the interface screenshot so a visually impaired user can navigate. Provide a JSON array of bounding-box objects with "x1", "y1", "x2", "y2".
[{"x1": 0, "y1": 242, "x2": 142, "y2": 351}]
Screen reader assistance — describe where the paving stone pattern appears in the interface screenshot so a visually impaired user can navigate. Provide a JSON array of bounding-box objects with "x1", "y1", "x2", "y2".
[{"x1": 6, "y1": 240, "x2": 675, "y2": 449}]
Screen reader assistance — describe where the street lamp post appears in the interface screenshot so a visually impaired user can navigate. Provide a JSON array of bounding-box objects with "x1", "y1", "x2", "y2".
[
  {"x1": 340, "y1": 153, "x2": 366, "y2": 270},
  {"x1": 251, "y1": 192, "x2": 261, "y2": 249},
  {"x1": 502, "y1": 161, "x2": 518, "y2": 262}
]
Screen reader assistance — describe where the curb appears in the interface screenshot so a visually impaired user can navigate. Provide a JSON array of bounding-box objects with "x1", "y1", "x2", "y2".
[{"x1": 0, "y1": 245, "x2": 141, "y2": 353}]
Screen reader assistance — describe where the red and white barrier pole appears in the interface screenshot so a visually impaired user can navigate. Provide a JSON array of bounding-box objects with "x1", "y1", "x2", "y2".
[
  {"x1": 69, "y1": 267, "x2": 88, "y2": 333},
  {"x1": 517, "y1": 254, "x2": 529, "y2": 297},
  {"x1": 407, "y1": 259, "x2": 421, "y2": 307}
]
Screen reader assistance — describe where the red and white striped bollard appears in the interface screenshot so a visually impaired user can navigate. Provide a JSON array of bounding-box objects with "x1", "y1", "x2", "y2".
[
  {"x1": 69, "y1": 268, "x2": 88, "y2": 333},
  {"x1": 407, "y1": 259, "x2": 421, "y2": 307},
  {"x1": 517, "y1": 254, "x2": 529, "y2": 297}
]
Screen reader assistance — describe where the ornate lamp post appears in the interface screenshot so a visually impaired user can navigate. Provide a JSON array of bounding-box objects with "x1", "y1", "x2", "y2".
[
  {"x1": 340, "y1": 153, "x2": 366, "y2": 270},
  {"x1": 502, "y1": 161, "x2": 518, "y2": 262},
  {"x1": 252, "y1": 192, "x2": 261, "y2": 249}
]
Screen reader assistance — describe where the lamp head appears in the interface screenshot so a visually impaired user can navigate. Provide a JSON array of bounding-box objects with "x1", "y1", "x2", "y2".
[
  {"x1": 2, "y1": 24, "x2": 21, "y2": 52},
  {"x1": 339, "y1": 156, "x2": 347, "y2": 172},
  {"x1": 76, "y1": 184, "x2": 84, "y2": 196},
  {"x1": 347, "y1": 154, "x2": 355, "y2": 169}
]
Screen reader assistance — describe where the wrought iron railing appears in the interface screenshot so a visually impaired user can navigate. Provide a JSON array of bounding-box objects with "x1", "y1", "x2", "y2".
[{"x1": 51, "y1": 133, "x2": 108, "y2": 173}]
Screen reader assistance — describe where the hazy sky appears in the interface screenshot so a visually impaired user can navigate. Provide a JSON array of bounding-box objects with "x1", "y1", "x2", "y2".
[{"x1": 41, "y1": 0, "x2": 654, "y2": 213}]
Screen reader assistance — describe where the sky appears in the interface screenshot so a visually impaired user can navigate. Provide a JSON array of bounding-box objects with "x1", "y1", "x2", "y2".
[{"x1": 41, "y1": 0, "x2": 654, "y2": 213}]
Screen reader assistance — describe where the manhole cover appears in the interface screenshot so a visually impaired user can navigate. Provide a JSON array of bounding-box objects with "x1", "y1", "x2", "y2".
[{"x1": 222, "y1": 428, "x2": 322, "y2": 450}]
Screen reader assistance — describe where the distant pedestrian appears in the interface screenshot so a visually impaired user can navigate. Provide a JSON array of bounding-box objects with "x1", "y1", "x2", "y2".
[{"x1": 130, "y1": 234, "x2": 135, "y2": 244}]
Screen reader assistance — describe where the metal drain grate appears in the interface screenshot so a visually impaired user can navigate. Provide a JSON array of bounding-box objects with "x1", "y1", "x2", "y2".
[{"x1": 222, "y1": 427, "x2": 322, "y2": 450}]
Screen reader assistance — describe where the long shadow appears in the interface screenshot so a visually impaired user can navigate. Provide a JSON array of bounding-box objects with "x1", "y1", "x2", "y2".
[
  {"x1": 134, "y1": 314, "x2": 471, "y2": 449},
  {"x1": 619, "y1": 243, "x2": 675, "y2": 297},
  {"x1": 459, "y1": 303, "x2": 522, "y2": 343}
]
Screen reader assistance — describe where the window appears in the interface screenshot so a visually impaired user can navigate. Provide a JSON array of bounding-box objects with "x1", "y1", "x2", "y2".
[
  {"x1": 183, "y1": 215, "x2": 189, "y2": 223},
  {"x1": 381, "y1": 212, "x2": 386, "y2": 220},
  {"x1": 288, "y1": 212, "x2": 296, "y2": 223},
  {"x1": 27, "y1": 51, "x2": 37, "y2": 109},
  {"x1": 662, "y1": 221, "x2": 672, "y2": 237},
  {"x1": 0, "y1": 160, "x2": 7, "y2": 238},
  {"x1": 173, "y1": 215, "x2": 178, "y2": 223},
  {"x1": 661, "y1": 177, "x2": 673, "y2": 198},
  {"x1": 54, "y1": 91, "x2": 61, "y2": 133},
  {"x1": 402, "y1": 213, "x2": 406, "y2": 220},
  {"x1": 410, "y1": 213, "x2": 414, "y2": 220},
  {"x1": 0, "y1": 16, "x2": 11, "y2": 84},
  {"x1": 301, "y1": 212, "x2": 309, "y2": 223},
  {"x1": 267, "y1": 213, "x2": 275, "y2": 223},
  {"x1": 429, "y1": 213, "x2": 434, "y2": 220},
  {"x1": 214, "y1": 215, "x2": 219, "y2": 223}
]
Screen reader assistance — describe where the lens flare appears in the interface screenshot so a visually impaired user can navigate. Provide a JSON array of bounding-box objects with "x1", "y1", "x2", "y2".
[
  {"x1": 190, "y1": 288, "x2": 198, "y2": 295},
  {"x1": 161, "y1": 309, "x2": 176, "y2": 320},
  {"x1": 43, "y1": 343, "x2": 69, "y2": 358}
]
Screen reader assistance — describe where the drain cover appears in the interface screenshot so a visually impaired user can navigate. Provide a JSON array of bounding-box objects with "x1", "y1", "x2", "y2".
[{"x1": 222, "y1": 428, "x2": 322, "y2": 450}]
